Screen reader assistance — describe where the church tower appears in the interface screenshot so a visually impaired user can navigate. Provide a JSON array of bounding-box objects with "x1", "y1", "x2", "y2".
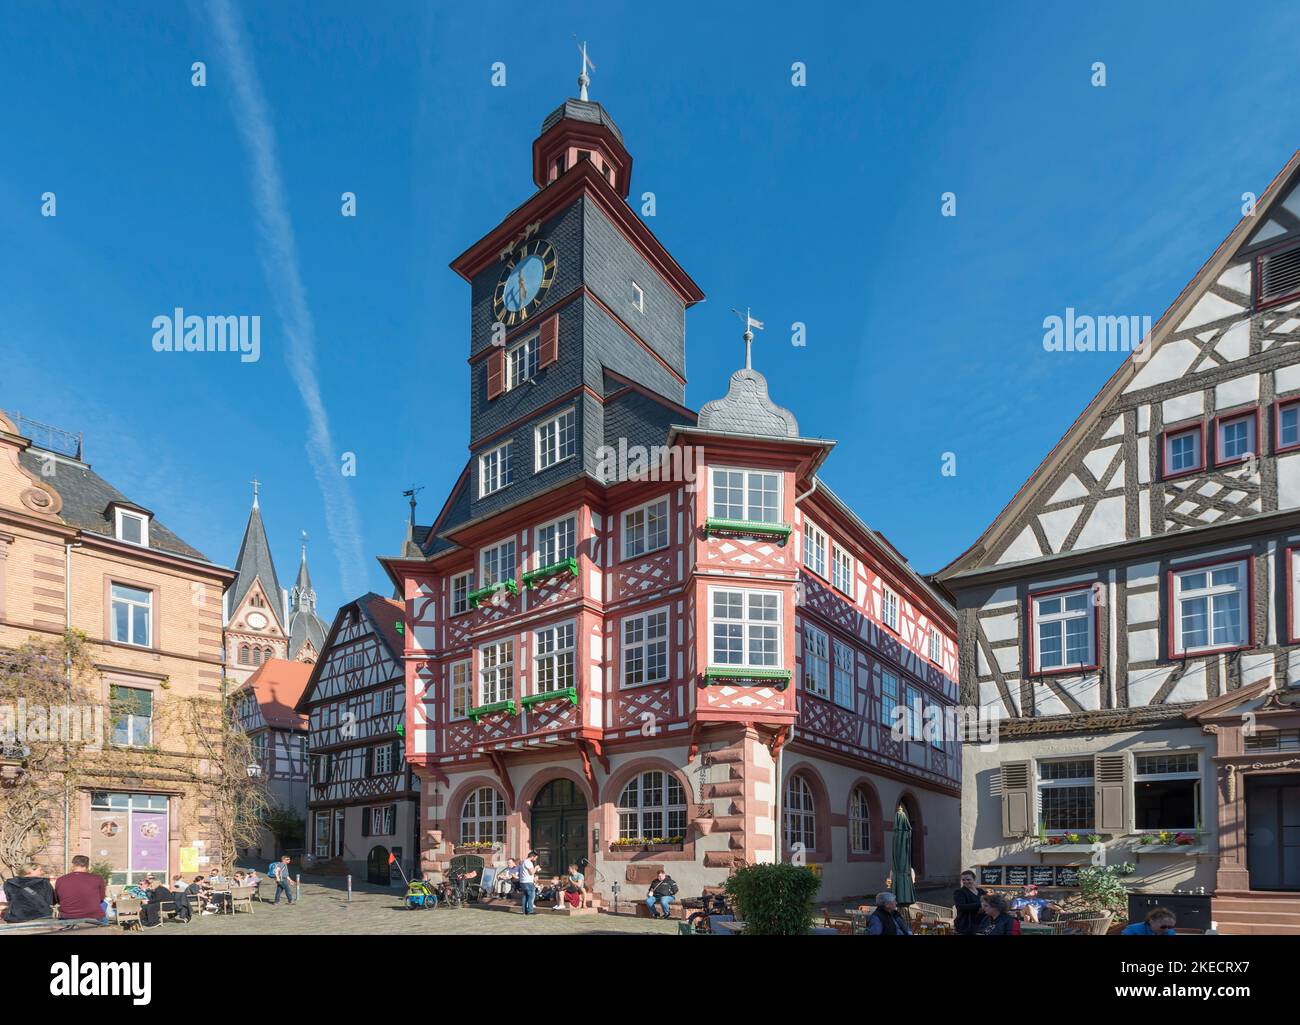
[
  {"x1": 224, "y1": 485, "x2": 289, "y2": 686},
  {"x1": 287, "y1": 534, "x2": 329, "y2": 664}
]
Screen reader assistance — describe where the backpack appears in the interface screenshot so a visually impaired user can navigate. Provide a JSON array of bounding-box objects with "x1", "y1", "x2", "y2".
[{"x1": 268, "y1": 862, "x2": 281, "y2": 879}]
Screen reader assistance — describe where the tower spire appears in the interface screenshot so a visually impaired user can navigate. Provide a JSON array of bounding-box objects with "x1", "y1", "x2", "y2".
[
  {"x1": 732, "y1": 307, "x2": 765, "y2": 370},
  {"x1": 250, "y1": 476, "x2": 261, "y2": 509},
  {"x1": 574, "y1": 37, "x2": 595, "y2": 101}
]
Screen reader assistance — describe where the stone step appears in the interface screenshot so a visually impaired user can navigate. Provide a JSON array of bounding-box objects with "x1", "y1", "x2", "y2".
[
  {"x1": 1215, "y1": 922, "x2": 1300, "y2": 935},
  {"x1": 1213, "y1": 898, "x2": 1300, "y2": 915}
]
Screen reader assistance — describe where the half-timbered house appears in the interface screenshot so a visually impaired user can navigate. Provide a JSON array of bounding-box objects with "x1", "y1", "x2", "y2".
[
  {"x1": 232, "y1": 658, "x2": 310, "y2": 859},
  {"x1": 298, "y1": 593, "x2": 417, "y2": 884},
  {"x1": 380, "y1": 84, "x2": 960, "y2": 906},
  {"x1": 937, "y1": 152, "x2": 1300, "y2": 933}
]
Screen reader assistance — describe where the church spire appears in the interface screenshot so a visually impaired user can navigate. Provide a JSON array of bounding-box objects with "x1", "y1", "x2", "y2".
[
  {"x1": 230, "y1": 487, "x2": 285, "y2": 628},
  {"x1": 291, "y1": 530, "x2": 316, "y2": 614},
  {"x1": 575, "y1": 38, "x2": 594, "y2": 102}
]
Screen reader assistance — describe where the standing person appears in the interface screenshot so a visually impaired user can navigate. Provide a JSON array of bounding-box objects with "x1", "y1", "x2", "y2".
[
  {"x1": 517, "y1": 851, "x2": 538, "y2": 915},
  {"x1": 269, "y1": 855, "x2": 294, "y2": 905},
  {"x1": 953, "y1": 870, "x2": 986, "y2": 935},
  {"x1": 645, "y1": 870, "x2": 678, "y2": 919},
  {"x1": 3, "y1": 864, "x2": 55, "y2": 923},
  {"x1": 866, "y1": 891, "x2": 912, "y2": 935},
  {"x1": 53, "y1": 856, "x2": 109, "y2": 925},
  {"x1": 974, "y1": 894, "x2": 1016, "y2": 935}
]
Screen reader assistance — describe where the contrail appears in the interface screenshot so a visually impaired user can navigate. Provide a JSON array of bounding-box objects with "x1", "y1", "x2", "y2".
[{"x1": 206, "y1": 0, "x2": 368, "y2": 596}]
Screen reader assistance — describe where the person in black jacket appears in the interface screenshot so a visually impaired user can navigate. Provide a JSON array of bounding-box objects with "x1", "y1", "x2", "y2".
[
  {"x1": 866, "y1": 891, "x2": 912, "y2": 935},
  {"x1": 140, "y1": 878, "x2": 184, "y2": 927},
  {"x1": 645, "y1": 871, "x2": 678, "y2": 919},
  {"x1": 974, "y1": 893, "x2": 1016, "y2": 935},
  {"x1": 953, "y1": 870, "x2": 986, "y2": 935},
  {"x1": 2, "y1": 865, "x2": 55, "y2": 923}
]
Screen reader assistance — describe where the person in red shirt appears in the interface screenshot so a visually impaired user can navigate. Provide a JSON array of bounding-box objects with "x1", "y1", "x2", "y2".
[{"x1": 54, "y1": 855, "x2": 108, "y2": 924}]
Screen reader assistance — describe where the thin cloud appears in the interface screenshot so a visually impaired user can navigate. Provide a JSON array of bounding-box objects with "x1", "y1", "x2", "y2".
[{"x1": 206, "y1": 0, "x2": 367, "y2": 596}]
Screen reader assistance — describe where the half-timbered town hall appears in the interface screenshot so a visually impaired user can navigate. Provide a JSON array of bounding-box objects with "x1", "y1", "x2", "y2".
[
  {"x1": 381, "y1": 83, "x2": 960, "y2": 905},
  {"x1": 938, "y1": 153, "x2": 1300, "y2": 934}
]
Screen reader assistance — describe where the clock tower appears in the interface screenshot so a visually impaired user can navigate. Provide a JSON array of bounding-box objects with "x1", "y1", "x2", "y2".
[{"x1": 449, "y1": 88, "x2": 705, "y2": 522}]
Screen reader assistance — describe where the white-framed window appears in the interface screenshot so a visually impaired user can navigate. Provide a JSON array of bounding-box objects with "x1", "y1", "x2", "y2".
[
  {"x1": 534, "y1": 622, "x2": 575, "y2": 693},
  {"x1": 623, "y1": 497, "x2": 670, "y2": 559},
  {"x1": 617, "y1": 771, "x2": 686, "y2": 841},
  {"x1": 110, "y1": 583, "x2": 152, "y2": 647},
  {"x1": 535, "y1": 408, "x2": 576, "y2": 470},
  {"x1": 450, "y1": 571, "x2": 473, "y2": 615},
  {"x1": 1163, "y1": 425, "x2": 1203, "y2": 476},
  {"x1": 783, "y1": 774, "x2": 816, "y2": 852},
  {"x1": 479, "y1": 441, "x2": 513, "y2": 497},
  {"x1": 461, "y1": 786, "x2": 507, "y2": 845},
  {"x1": 114, "y1": 508, "x2": 149, "y2": 547},
  {"x1": 849, "y1": 786, "x2": 871, "y2": 854},
  {"x1": 1278, "y1": 399, "x2": 1300, "y2": 451},
  {"x1": 832, "y1": 545, "x2": 854, "y2": 595},
  {"x1": 929, "y1": 627, "x2": 942, "y2": 664},
  {"x1": 803, "y1": 521, "x2": 827, "y2": 578},
  {"x1": 506, "y1": 334, "x2": 538, "y2": 390},
  {"x1": 1037, "y1": 758, "x2": 1095, "y2": 832},
  {"x1": 1216, "y1": 412, "x2": 1256, "y2": 466},
  {"x1": 710, "y1": 467, "x2": 781, "y2": 523},
  {"x1": 368, "y1": 804, "x2": 396, "y2": 837},
  {"x1": 928, "y1": 702, "x2": 944, "y2": 750},
  {"x1": 622, "y1": 609, "x2": 669, "y2": 686},
  {"x1": 879, "y1": 669, "x2": 899, "y2": 727},
  {"x1": 1172, "y1": 558, "x2": 1248, "y2": 655},
  {"x1": 374, "y1": 741, "x2": 394, "y2": 775},
  {"x1": 478, "y1": 639, "x2": 514, "y2": 705},
  {"x1": 535, "y1": 514, "x2": 576, "y2": 567},
  {"x1": 802, "y1": 623, "x2": 830, "y2": 698},
  {"x1": 449, "y1": 659, "x2": 472, "y2": 720},
  {"x1": 480, "y1": 538, "x2": 517, "y2": 587},
  {"x1": 109, "y1": 685, "x2": 152, "y2": 747},
  {"x1": 903, "y1": 684, "x2": 922, "y2": 742},
  {"x1": 710, "y1": 588, "x2": 781, "y2": 667},
  {"x1": 631, "y1": 281, "x2": 644, "y2": 312},
  {"x1": 1133, "y1": 752, "x2": 1200, "y2": 832},
  {"x1": 1031, "y1": 587, "x2": 1095, "y2": 672},
  {"x1": 832, "y1": 640, "x2": 854, "y2": 709},
  {"x1": 881, "y1": 586, "x2": 899, "y2": 632}
]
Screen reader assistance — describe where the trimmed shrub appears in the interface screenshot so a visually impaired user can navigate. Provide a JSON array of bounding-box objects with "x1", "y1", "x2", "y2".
[{"x1": 724, "y1": 863, "x2": 822, "y2": 935}]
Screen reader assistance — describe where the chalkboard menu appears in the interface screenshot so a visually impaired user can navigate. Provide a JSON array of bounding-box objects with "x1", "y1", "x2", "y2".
[
  {"x1": 1055, "y1": 865, "x2": 1081, "y2": 887},
  {"x1": 1030, "y1": 865, "x2": 1057, "y2": 887},
  {"x1": 1005, "y1": 865, "x2": 1029, "y2": 887},
  {"x1": 979, "y1": 865, "x2": 1004, "y2": 886}
]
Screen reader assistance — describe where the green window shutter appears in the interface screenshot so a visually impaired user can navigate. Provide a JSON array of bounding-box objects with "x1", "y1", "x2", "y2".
[{"x1": 361, "y1": 807, "x2": 370, "y2": 837}]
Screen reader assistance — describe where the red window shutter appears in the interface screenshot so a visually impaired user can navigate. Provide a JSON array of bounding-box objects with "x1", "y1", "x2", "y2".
[
  {"x1": 486, "y1": 348, "x2": 505, "y2": 399},
  {"x1": 538, "y1": 315, "x2": 559, "y2": 369}
]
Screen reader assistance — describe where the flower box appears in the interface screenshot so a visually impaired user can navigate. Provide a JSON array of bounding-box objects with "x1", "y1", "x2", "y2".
[
  {"x1": 522, "y1": 557, "x2": 579, "y2": 589},
  {"x1": 1033, "y1": 844, "x2": 1098, "y2": 854},
  {"x1": 468, "y1": 580, "x2": 518, "y2": 607},
  {"x1": 520, "y1": 686, "x2": 578, "y2": 708},
  {"x1": 703, "y1": 666, "x2": 793, "y2": 689},
  {"x1": 467, "y1": 699, "x2": 518, "y2": 722},
  {"x1": 609, "y1": 841, "x2": 685, "y2": 854},
  {"x1": 1131, "y1": 845, "x2": 1207, "y2": 856},
  {"x1": 704, "y1": 517, "x2": 792, "y2": 543}
]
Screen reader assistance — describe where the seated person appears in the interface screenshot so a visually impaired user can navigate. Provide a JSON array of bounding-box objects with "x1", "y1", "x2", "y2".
[
  {"x1": 645, "y1": 870, "x2": 679, "y2": 919},
  {"x1": 494, "y1": 859, "x2": 520, "y2": 897},
  {"x1": 3, "y1": 864, "x2": 55, "y2": 923},
  {"x1": 140, "y1": 879, "x2": 185, "y2": 927},
  {"x1": 1121, "y1": 907, "x2": 1178, "y2": 935},
  {"x1": 183, "y1": 876, "x2": 209, "y2": 916},
  {"x1": 1008, "y1": 884, "x2": 1052, "y2": 924},
  {"x1": 555, "y1": 864, "x2": 584, "y2": 910},
  {"x1": 538, "y1": 876, "x2": 562, "y2": 904},
  {"x1": 54, "y1": 856, "x2": 109, "y2": 925},
  {"x1": 974, "y1": 894, "x2": 1016, "y2": 935}
]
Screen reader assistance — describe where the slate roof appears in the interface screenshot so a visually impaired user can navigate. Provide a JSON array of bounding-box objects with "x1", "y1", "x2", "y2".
[
  {"x1": 540, "y1": 99, "x2": 625, "y2": 145},
  {"x1": 230, "y1": 504, "x2": 285, "y2": 627},
  {"x1": 287, "y1": 604, "x2": 328, "y2": 659},
  {"x1": 696, "y1": 367, "x2": 800, "y2": 438},
  {"x1": 17, "y1": 449, "x2": 211, "y2": 562}
]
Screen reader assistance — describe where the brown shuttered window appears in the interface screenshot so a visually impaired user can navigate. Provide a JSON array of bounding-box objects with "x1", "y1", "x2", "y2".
[
  {"x1": 486, "y1": 348, "x2": 505, "y2": 400},
  {"x1": 1000, "y1": 760, "x2": 1032, "y2": 838},
  {"x1": 1094, "y1": 753, "x2": 1129, "y2": 833},
  {"x1": 538, "y1": 314, "x2": 559, "y2": 369},
  {"x1": 1257, "y1": 243, "x2": 1300, "y2": 308}
]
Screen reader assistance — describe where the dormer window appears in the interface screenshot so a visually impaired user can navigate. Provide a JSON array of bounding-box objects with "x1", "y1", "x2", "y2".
[
  {"x1": 114, "y1": 508, "x2": 150, "y2": 547},
  {"x1": 553, "y1": 154, "x2": 567, "y2": 179}
]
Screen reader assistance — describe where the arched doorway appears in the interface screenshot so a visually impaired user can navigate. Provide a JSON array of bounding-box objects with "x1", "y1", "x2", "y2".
[
  {"x1": 531, "y1": 778, "x2": 588, "y2": 877},
  {"x1": 366, "y1": 844, "x2": 391, "y2": 885}
]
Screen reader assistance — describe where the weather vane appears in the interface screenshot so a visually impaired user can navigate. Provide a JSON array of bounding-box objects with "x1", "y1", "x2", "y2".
[
  {"x1": 730, "y1": 308, "x2": 765, "y2": 370},
  {"x1": 403, "y1": 486, "x2": 425, "y2": 527},
  {"x1": 574, "y1": 36, "x2": 595, "y2": 101}
]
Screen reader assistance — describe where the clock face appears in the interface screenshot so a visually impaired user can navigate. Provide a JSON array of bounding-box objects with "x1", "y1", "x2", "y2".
[
  {"x1": 493, "y1": 239, "x2": 557, "y2": 327},
  {"x1": 247, "y1": 611, "x2": 268, "y2": 630}
]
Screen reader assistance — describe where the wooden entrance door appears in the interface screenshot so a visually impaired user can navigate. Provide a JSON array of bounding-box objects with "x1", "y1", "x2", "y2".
[
  {"x1": 366, "y1": 844, "x2": 392, "y2": 885},
  {"x1": 531, "y1": 779, "x2": 588, "y2": 877},
  {"x1": 1246, "y1": 776, "x2": 1300, "y2": 891}
]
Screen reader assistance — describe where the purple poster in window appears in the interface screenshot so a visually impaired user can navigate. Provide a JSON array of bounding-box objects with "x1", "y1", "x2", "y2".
[{"x1": 133, "y1": 811, "x2": 168, "y2": 873}]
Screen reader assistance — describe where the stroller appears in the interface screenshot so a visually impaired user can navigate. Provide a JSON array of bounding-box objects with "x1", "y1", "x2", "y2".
[{"x1": 404, "y1": 878, "x2": 438, "y2": 910}]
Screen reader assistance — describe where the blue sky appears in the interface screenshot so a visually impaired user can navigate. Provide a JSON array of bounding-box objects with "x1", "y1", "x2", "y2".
[{"x1": 3, "y1": 0, "x2": 1299, "y2": 614}]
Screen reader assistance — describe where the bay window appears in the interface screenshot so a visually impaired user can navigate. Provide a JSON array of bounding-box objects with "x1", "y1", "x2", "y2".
[
  {"x1": 535, "y1": 515, "x2": 576, "y2": 567},
  {"x1": 710, "y1": 588, "x2": 780, "y2": 667},
  {"x1": 711, "y1": 467, "x2": 781, "y2": 523},
  {"x1": 623, "y1": 609, "x2": 669, "y2": 686}
]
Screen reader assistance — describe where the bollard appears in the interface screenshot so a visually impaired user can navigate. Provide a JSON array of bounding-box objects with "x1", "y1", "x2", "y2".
[
  {"x1": 347, "y1": 874, "x2": 352, "y2": 904},
  {"x1": 296, "y1": 874, "x2": 301, "y2": 902}
]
